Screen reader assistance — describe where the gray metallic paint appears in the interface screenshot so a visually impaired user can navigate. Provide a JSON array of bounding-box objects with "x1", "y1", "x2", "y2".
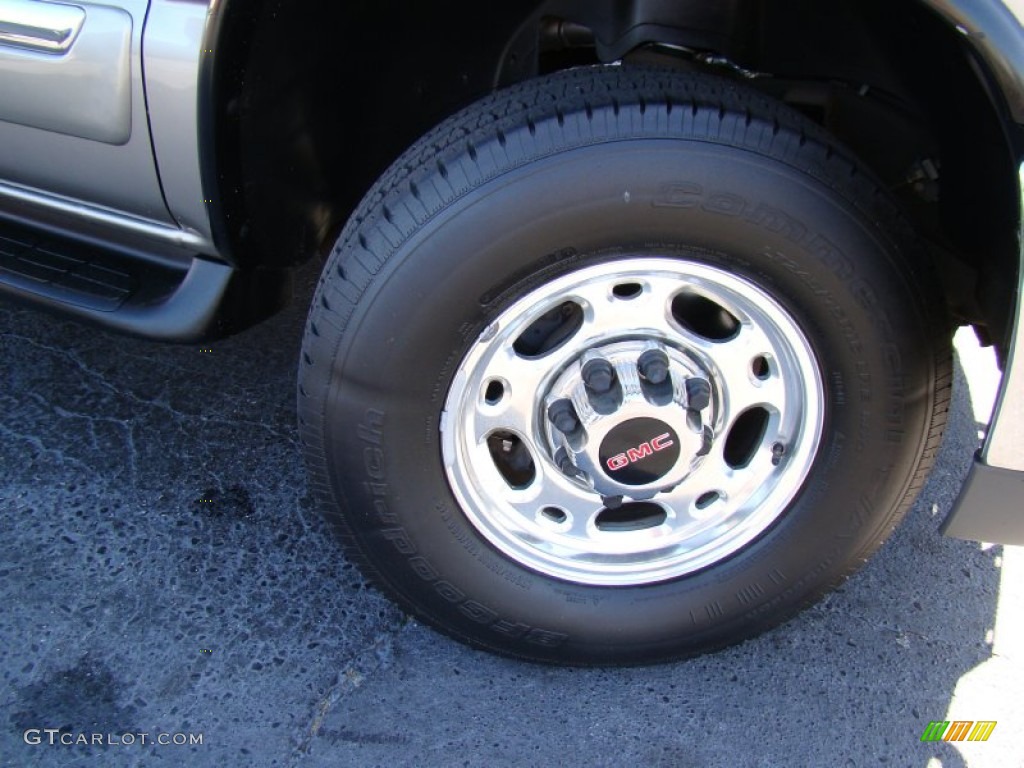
[
  {"x1": 982, "y1": 163, "x2": 1024, "y2": 473},
  {"x1": 0, "y1": 2, "x2": 132, "y2": 144},
  {"x1": 143, "y1": 1, "x2": 215, "y2": 248},
  {"x1": 0, "y1": 0, "x2": 85, "y2": 53},
  {"x1": 943, "y1": 456, "x2": 1024, "y2": 544},
  {"x1": 0, "y1": 0, "x2": 169, "y2": 223},
  {"x1": 0, "y1": 177, "x2": 209, "y2": 263}
]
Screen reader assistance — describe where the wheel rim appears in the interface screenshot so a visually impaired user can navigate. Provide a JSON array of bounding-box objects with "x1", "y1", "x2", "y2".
[{"x1": 441, "y1": 258, "x2": 824, "y2": 586}]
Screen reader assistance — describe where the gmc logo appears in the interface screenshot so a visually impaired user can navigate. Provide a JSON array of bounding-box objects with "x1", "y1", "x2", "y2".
[{"x1": 606, "y1": 433, "x2": 674, "y2": 471}]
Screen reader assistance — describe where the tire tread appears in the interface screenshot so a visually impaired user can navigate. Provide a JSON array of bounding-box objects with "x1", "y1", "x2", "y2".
[{"x1": 297, "y1": 65, "x2": 952, "y2": 663}]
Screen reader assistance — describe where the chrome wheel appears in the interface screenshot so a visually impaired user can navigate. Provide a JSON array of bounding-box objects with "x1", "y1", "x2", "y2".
[
  {"x1": 442, "y1": 258, "x2": 824, "y2": 586},
  {"x1": 305, "y1": 66, "x2": 946, "y2": 662}
]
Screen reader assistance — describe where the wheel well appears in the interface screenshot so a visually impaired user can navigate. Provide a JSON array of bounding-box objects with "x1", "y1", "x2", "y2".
[{"x1": 208, "y1": 0, "x2": 1018, "y2": 352}]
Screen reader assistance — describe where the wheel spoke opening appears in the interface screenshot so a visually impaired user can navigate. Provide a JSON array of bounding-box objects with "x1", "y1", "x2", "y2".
[
  {"x1": 483, "y1": 379, "x2": 506, "y2": 406},
  {"x1": 611, "y1": 281, "x2": 644, "y2": 299},
  {"x1": 541, "y1": 506, "x2": 568, "y2": 524},
  {"x1": 595, "y1": 502, "x2": 667, "y2": 532},
  {"x1": 751, "y1": 355, "x2": 771, "y2": 380},
  {"x1": 512, "y1": 300, "x2": 584, "y2": 357},
  {"x1": 671, "y1": 290, "x2": 740, "y2": 341},
  {"x1": 695, "y1": 490, "x2": 721, "y2": 510},
  {"x1": 486, "y1": 431, "x2": 536, "y2": 489},
  {"x1": 723, "y1": 406, "x2": 771, "y2": 469}
]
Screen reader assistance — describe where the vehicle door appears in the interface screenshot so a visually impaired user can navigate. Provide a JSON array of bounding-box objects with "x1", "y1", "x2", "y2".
[{"x1": 0, "y1": 0, "x2": 171, "y2": 224}]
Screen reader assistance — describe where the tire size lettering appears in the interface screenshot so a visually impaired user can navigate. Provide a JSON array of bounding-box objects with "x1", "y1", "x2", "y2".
[{"x1": 357, "y1": 415, "x2": 562, "y2": 647}]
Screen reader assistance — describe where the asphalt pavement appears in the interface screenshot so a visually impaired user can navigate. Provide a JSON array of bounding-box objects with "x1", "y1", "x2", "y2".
[{"x1": 1, "y1": 262, "x2": 1021, "y2": 768}]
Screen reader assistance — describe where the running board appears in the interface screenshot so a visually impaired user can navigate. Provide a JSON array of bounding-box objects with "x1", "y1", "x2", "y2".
[{"x1": 0, "y1": 218, "x2": 236, "y2": 341}]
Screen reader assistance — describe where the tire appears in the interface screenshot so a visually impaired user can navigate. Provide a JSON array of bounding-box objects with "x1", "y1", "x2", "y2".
[{"x1": 298, "y1": 66, "x2": 950, "y2": 665}]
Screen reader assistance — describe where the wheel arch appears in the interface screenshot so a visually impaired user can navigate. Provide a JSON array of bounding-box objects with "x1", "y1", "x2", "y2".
[{"x1": 201, "y1": 0, "x2": 1019, "y2": 355}]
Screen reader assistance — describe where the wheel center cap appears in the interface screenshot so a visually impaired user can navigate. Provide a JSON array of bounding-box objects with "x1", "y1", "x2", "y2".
[
  {"x1": 599, "y1": 418, "x2": 681, "y2": 486},
  {"x1": 541, "y1": 339, "x2": 715, "y2": 499}
]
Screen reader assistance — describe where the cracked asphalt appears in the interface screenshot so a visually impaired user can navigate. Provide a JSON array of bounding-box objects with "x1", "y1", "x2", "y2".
[{"x1": 1, "y1": 262, "x2": 1022, "y2": 767}]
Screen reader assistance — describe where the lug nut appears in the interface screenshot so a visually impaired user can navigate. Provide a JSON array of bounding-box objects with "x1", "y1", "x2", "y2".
[
  {"x1": 547, "y1": 399, "x2": 580, "y2": 434},
  {"x1": 582, "y1": 358, "x2": 616, "y2": 394},
  {"x1": 685, "y1": 377, "x2": 711, "y2": 411},
  {"x1": 637, "y1": 349, "x2": 670, "y2": 385}
]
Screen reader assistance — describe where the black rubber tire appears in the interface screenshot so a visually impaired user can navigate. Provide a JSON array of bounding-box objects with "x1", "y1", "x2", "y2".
[{"x1": 297, "y1": 66, "x2": 951, "y2": 665}]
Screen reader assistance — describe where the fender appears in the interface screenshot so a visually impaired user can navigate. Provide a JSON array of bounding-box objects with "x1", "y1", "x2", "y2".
[{"x1": 927, "y1": 1, "x2": 1024, "y2": 543}]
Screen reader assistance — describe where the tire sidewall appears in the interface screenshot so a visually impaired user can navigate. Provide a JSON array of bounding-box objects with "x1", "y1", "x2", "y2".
[{"x1": 319, "y1": 139, "x2": 933, "y2": 662}]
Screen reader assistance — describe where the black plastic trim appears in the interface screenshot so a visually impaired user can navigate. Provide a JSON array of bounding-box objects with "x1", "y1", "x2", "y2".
[
  {"x1": 0, "y1": 254, "x2": 233, "y2": 342},
  {"x1": 543, "y1": 0, "x2": 749, "y2": 62},
  {"x1": 0, "y1": 217, "x2": 291, "y2": 342},
  {"x1": 921, "y1": 0, "x2": 1024, "y2": 124},
  {"x1": 196, "y1": 0, "x2": 239, "y2": 264},
  {"x1": 941, "y1": 453, "x2": 1024, "y2": 545}
]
